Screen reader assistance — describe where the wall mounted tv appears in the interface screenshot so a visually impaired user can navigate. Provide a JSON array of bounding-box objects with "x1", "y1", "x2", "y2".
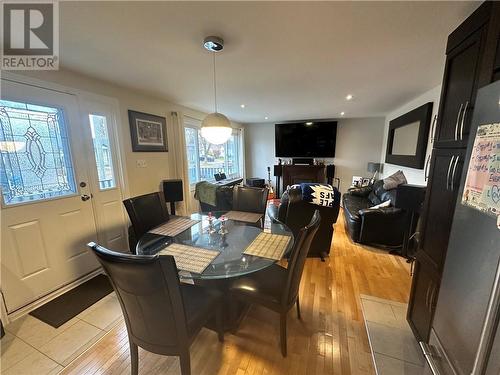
[{"x1": 275, "y1": 121, "x2": 337, "y2": 157}]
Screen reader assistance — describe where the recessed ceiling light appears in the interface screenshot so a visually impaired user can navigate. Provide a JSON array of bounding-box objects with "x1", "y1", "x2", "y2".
[
  {"x1": 305, "y1": 121, "x2": 313, "y2": 126},
  {"x1": 345, "y1": 94, "x2": 353, "y2": 101},
  {"x1": 264, "y1": 116, "x2": 269, "y2": 120},
  {"x1": 340, "y1": 112, "x2": 345, "y2": 116},
  {"x1": 240, "y1": 104, "x2": 245, "y2": 108}
]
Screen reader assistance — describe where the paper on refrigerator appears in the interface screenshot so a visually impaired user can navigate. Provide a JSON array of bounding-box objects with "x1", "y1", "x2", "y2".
[{"x1": 461, "y1": 123, "x2": 500, "y2": 218}]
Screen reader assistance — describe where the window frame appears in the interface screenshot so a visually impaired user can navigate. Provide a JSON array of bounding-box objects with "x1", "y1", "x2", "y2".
[{"x1": 183, "y1": 116, "x2": 244, "y2": 189}]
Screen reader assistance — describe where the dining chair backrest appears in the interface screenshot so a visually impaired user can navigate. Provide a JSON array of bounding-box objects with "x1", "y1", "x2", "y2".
[
  {"x1": 283, "y1": 210, "x2": 321, "y2": 306},
  {"x1": 87, "y1": 242, "x2": 189, "y2": 352},
  {"x1": 123, "y1": 192, "x2": 170, "y2": 239},
  {"x1": 232, "y1": 185, "x2": 269, "y2": 214}
]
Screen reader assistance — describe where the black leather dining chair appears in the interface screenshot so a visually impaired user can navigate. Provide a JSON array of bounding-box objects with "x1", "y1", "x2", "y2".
[
  {"x1": 87, "y1": 242, "x2": 224, "y2": 375},
  {"x1": 232, "y1": 185, "x2": 269, "y2": 226},
  {"x1": 123, "y1": 192, "x2": 170, "y2": 244},
  {"x1": 229, "y1": 210, "x2": 321, "y2": 357}
]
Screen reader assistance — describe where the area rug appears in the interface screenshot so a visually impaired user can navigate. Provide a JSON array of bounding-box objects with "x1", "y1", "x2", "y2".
[{"x1": 30, "y1": 274, "x2": 113, "y2": 328}]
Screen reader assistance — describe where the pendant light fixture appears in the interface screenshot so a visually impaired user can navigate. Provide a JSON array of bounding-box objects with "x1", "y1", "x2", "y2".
[{"x1": 201, "y1": 36, "x2": 232, "y2": 145}]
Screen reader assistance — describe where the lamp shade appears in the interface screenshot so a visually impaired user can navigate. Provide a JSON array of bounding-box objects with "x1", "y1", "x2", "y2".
[
  {"x1": 201, "y1": 112, "x2": 232, "y2": 144},
  {"x1": 367, "y1": 162, "x2": 381, "y2": 173}
]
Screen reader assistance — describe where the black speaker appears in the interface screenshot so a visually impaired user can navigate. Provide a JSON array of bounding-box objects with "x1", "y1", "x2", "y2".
[
  {"x1": 246, "y1": 178, "x2": 265, "y2": 188},
  {"x1": 326, "y1": 164, "x2": 335, "y2": 179},
  {"x1": 162, "y1": 179, "x2": 183, "y2": 215},
  {"x1": 273, "y1": 165, "x2": 282, "y2": 177},
  {"x1": 395, "y1": 184, "x2": 426, "y2": 213}
]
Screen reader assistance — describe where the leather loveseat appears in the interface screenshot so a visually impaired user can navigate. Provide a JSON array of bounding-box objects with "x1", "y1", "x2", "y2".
[
  {"x1": 342, "y1": 180, "x2": 409, "y2": 247},
  {"x1": 269, "y1": 186, "x2": 341, "y2": 259}
]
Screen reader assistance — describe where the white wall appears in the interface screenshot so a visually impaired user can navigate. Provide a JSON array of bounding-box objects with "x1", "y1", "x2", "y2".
[
  {"x1": 244, "y1": 117, "x2": 386, "y2": 194},
  {"x1": 379, "y1": 85, "x2": 442, "y2": 185}
]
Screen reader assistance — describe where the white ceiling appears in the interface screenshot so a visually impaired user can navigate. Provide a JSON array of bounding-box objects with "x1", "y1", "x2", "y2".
[{"x1": 60, "y1": 1, "x2": 478, "y2": 123}]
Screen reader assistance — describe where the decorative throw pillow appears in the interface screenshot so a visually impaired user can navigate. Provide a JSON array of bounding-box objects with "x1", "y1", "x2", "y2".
[
  {"x1": 300, "y1": 183, "x2": 338, "y2": 207},
  {"x1": 368, "y1": 200, "x2": 391, "y2": 209},
  {"x1": 383, "y1": 170, "x2": 407, "y2": 190}
]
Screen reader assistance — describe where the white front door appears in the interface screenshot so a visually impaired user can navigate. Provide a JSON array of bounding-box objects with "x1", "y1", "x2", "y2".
[{"x1": 0, "y1": 80, "x2": 122, "y2": 313}]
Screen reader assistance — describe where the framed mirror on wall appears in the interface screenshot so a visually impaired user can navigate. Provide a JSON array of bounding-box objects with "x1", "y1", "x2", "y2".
[{"x1": 385, "y1": 102, "x2": 433, "y2": 169}]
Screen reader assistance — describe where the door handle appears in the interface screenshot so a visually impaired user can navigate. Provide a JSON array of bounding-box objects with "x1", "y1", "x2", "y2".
[
  {"x1": 450, "y1": 156, "x2": 460, "y2": 191},
  {"x1": 430, "y1": 114, "x2": 437, "y2": 143},
  {"x1": 459, "y1": 101, "x2": 468, "y2": 140},
  {"x1": 455, "y1": 103, "x2": 463, "y2": 141},
  {"x1": 429, "y1": 285, "x2": 437, "y2": 313},
  {"x1": 420, "y1": 342, "x2": 443, "y2": 375},
  {"x1": 425, "y1": 285, "x2": 431, "y2": 310},
  {"x1": 81, "y1": 194, "x2": 91, "y2": 201},
  {"x1": 446, "y1": 156, "x2": 456, "y2": 191},
  {"x1": 424, "y1": 154, "x2": 431, "y2": 181}
]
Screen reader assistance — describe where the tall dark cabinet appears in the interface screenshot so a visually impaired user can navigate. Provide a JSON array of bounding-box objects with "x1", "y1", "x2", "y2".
[{"x1": 407, "y1": 1, "x2": 500, "y2": 342}]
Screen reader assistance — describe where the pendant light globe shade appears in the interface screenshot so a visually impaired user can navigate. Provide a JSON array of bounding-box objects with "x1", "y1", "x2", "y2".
[{"x1": 201, "y1": 112, "x2": 232, "y2": 144}]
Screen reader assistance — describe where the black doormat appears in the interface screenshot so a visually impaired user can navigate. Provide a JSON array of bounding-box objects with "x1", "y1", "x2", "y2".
[{"x1": 30, "y1": 274, "x2": 114, "y2": 328}]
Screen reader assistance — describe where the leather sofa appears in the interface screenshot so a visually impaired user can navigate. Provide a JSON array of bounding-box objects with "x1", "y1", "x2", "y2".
[
  {"x1": 269, "y1": 186, "x2": 341, "y2": 259},
  {"x1": 342, "y1": 180, "x2": 409, "y2": 247}
]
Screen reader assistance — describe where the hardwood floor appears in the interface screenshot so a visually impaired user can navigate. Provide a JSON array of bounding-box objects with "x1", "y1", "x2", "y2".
[{"x1": 62, "y1": 210, "x2": 412, "y2": 375}]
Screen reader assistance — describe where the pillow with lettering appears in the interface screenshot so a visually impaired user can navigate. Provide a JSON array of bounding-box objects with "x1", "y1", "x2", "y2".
[{"x1": 300, "y1": 183, "x2": 339, "y2": 207}]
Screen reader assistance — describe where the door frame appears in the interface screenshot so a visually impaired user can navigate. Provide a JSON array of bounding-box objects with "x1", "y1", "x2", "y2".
[{"x1": 0, "y1": 72, "x2": 129, "y2": 323}]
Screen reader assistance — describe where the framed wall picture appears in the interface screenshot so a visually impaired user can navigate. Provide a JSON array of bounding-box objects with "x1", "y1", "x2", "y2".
[
  {"x1": 385, "y1": 102, "x2": 433, "y2": 169},
  {"x1": 361, "y1": 178, "x2": 371, "y2": 187},
  {"x1": 128, "y1": 110, "x2": 168, "y2": 152}
]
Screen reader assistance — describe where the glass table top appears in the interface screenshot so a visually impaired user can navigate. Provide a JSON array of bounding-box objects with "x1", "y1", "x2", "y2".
[{"x1": 136, "y1": 212, "x2": 294, "y2": 280}]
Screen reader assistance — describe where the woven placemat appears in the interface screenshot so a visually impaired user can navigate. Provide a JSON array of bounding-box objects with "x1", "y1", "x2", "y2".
[
  {"x1": 158, "y1": 243, "x2": 219, "y2": 274},
  {"x1": 148, "y1": 217, "x2": 200, "y2": 237},
  {"x1": 243, "y1": 232, "x2": 291, "y2": 261},
  {"x1": 224, "y1": 210, "x2": 263, "y2": 223}
]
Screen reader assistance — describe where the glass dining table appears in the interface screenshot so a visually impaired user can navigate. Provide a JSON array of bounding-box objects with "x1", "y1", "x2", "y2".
[
  {"x1": 136, "y1": 211, "x2": 294, "y2": 280},
  {"x1": 136, "y1": 211, "x2": 294, "y2": 331}
]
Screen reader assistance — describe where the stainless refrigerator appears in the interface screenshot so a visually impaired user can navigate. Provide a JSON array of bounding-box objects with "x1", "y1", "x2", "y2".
[{"x1": 421, "y1": 81, "x2": 500, "y2": 375}]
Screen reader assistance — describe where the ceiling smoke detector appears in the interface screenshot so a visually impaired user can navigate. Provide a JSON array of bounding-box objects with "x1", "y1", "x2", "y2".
[{"x1": 203, "y1": 36, "x2": 224, "y2": 52}]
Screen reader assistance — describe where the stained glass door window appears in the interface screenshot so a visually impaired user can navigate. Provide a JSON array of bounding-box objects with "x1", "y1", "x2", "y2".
[{"x1": 0, "y1": 100, "x2": 77, "y2": 205}]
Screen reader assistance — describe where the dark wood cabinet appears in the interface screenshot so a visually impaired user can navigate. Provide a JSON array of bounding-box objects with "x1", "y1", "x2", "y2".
[
  {"x1": 407, "y1": 2, "x2": 500, "y2": 343},
  {"x1": 419, "y1": 149, "x2": 465, "y2": 270},
  {"x1": 434, "y1": 14, "x2": 488, "y2": 148},
  {"x1": 407, "y1": 257, "x2": 440, "y2": 342},
  {"x1": 407, "y1": 148, "x2": 465, "y2": 341}
]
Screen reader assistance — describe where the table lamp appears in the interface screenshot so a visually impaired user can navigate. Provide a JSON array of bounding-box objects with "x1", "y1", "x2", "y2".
[{"x1": 367, "y1": 162, "x2": 381, "y2": 182}]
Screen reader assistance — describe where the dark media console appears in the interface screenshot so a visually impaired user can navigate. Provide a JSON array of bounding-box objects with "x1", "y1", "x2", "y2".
[{"x1": 273, "y1": 164, "x2": 335, "y2": 198}]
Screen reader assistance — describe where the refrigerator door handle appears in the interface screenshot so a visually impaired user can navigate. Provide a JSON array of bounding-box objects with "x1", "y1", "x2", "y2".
[
  {"x1": 420, "y1": 342, "x2": 443, "y2": 375},
  {"x1": 471, "y1": 258, "x2": 500, "y2": 375},
  {"x1": 446, "y1": 156, "x2": 456, "y2": 191}
]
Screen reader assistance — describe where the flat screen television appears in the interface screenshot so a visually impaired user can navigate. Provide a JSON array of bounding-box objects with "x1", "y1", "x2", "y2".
[{"x1": 275, "y1": 121, "x2": 337, "y2": 157}]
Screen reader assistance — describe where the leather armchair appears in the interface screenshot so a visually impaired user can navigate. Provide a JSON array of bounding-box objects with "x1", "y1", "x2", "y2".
[{"x1": 269, "y1": 186, "x2": 340, "y2": 259}]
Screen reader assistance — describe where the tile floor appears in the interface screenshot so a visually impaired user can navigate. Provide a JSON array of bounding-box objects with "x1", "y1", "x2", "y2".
[
  {"x1": 360, "y1": 294, "x2": 425, "y2": 375},
  {"x1": 1, "y1": 292, "x2": 123, "y2": 374}
]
